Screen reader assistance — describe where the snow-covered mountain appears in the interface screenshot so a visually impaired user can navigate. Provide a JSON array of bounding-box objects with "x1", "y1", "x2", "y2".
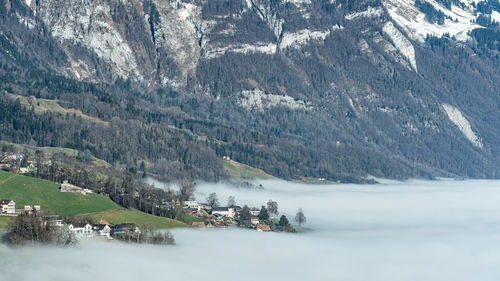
[{"x1": 1, "y1": 0, "x2": 499, "y2": 180}]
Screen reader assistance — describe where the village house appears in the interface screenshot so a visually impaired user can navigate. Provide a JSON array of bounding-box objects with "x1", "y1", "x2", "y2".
[
  {"x1": 42, "y1": 216, "x2": 64, "y2": 227},
  {"x1": 69, "y1": 223, "x2": 93, "y2": 236},
  {"x1": 229, "y1": 205, "x2": 242, "y2": 213},
  {"x1": 3, "y1": 152, "x2": 23, "y2": 161},
  {"x1": 60, "y1": 181, "x2": 92, "y2": 195},
  {"x1": 93, "y1": 224, "x2": 112, "y2": 238},
  {"x1": 112, "y1": 223, "x2": 141, "y2": 235},
  {"x1": 19, "y1": 162, "x2": 36, "y2": 173},
  {"x1": 256, "y1": 225, "x2": 271, "y2": 232},
  {"x1": 211, "y1": 207, "x2": 236, "y2": 218},
  {"x1": 24, "y1": 205, "x2": 41, "y2": 214},
  {"x1": 183, "y1": 200, "x2": 201, "y2": 212},
  {"x1": 200, "y1": 203, "x2": 212, "y2": 212},
  {"x1": 250, "y1": 217, "x2": 260, "y2": 226},
  {"x1": 0, "y1": 163, "x2": 11, "y2": 170},
  {"x1": 41, "y1": 158, "x2": 52, "y2": 166},
  {"x1": 0, "y1": 199, "x2": 16, "y2": 214}
]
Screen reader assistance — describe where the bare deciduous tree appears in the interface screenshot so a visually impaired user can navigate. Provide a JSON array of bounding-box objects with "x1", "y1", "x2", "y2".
[
  {"x1": 207, "y1": 192, "x2": 219, "y2": 208},
  {"x1": 179, "y1": 180, "x2": 195, "y2": 201},
  {"x1": 295, "y1": 208, "x2": 306, "y2": 226},
  {"x1": 267, "y1": 199, "x2": 278, "y2": 217}
]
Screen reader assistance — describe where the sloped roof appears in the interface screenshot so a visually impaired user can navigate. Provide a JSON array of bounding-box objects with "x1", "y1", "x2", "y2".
[
  {"x1": 96, "y1": 220, "x2": 111, "y2": 225},
  {"x1": 257, "y1": 225, "x2": 271, "y2": 231}
]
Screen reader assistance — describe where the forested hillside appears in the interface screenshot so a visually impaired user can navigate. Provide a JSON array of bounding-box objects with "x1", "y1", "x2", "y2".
[{"x1": 0, "y1": 0, "x2": 499, "y2": 182}]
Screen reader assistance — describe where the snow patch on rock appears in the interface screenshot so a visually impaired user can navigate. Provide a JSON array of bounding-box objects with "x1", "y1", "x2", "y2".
[
  {"x1": 382, "y1": 22, "x2": 418, "y2": 72},
  {"x1": 239, "y1": 89, "x2": 309, "y2": 111},
  {"x1": 345, "y1": 6, "x2": 384, "y2": 20},
  {"x1": 203, "y1": 42, "x2": 277, "y2": 59},
  {"x1": 279, "y1": 28, "x2": 332, "y2": 50},
  {"x1": 383, "y1": 0, "x2": 481, "y2": 43},
  {"x1": 442, "y1": 103, "x2": 483, "y2": 148}
]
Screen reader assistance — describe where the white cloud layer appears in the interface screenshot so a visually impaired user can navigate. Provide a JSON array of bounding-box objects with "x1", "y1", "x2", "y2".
[{"x1": 2, "y1": 179, "x2": 500, "y2": 280}]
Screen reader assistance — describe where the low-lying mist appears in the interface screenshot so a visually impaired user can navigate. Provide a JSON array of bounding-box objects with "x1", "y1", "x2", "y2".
[{"x1": 2, "y1": 179, "x2": 500, "y2": 280}]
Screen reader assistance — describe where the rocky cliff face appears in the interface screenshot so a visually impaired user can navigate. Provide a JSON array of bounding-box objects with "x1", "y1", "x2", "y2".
[{"x1": 1, "y1": 0, "x2": 499, "y2": 180}]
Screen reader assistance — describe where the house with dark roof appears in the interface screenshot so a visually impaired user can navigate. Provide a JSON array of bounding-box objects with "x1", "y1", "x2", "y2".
[
  {"x1": 93, "y1": 224, "x2": 112, "y2": 237},
  {"x1": 0, "y1": 199, "x2": 15, "y2": 214}
]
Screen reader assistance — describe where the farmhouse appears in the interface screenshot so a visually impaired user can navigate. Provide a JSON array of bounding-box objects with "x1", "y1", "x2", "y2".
[
  {"x1": 19, "y1": 163, "x2": 36, "y2": 173},
  {"x1": 0, "y1": 199, "x2": 16, "y2": 214},
  {"x1": 211, "y1": 207, "x2": 235, "y2": 218},
  {"x1": 24, "y1": 205, "x2": 41, "y2": 214},
  {"x1": 42, "y1": 216, "x2": 63, "y2": 227},
  {"x1": 184, "y1": 200, "x2": 201, "y2": 212},
  {"x1": 69, "y1": 223, "x2": 93, "y2": 236},
  {"x1": 93, "y1": 224, "x2": 112, "y2": 237},
  {"x1": 60, "y1": 181, "x2": 83, "y2": 193},
  {"x1": 60, "y1": 181, "x2": 92, "y2": 195}
]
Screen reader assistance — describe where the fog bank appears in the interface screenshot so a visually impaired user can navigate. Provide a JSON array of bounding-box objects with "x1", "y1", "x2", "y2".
[{"x1": 2, "y1": 179, "x2": 500, "y2": 281}]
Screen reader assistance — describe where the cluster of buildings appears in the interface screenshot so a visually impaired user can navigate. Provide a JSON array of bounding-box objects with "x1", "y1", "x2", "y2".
[
  {"x1": 0, "y1": 199, "x2": 41, "y2": 215},
  {"x1": 66, "y1": 220, "x2": 141, "y2": 239},
  {"x1": 0, "y1": 151, "x2": 52, "y2": 173},
  {"x1": 184, "y1": 201, "x2": 271, "y2": 231}
]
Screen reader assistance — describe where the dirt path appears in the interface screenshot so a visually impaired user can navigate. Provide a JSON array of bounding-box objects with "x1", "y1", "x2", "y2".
[{"x1": 0, "y1": 174, "x2": 16, "y2": 185}]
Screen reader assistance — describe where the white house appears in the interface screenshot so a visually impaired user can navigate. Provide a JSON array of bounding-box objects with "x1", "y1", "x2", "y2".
[
  {"x1": 0, "y1": 200, "x2": 16, "y2": 214},
  {"x1": 211, "y1": 207, "x2": 235, "y2": 218},
  {"x1": 183, "y1": 201, "x2": 201, "y2": 212},
  {"x1": 93, "y1": 224, "x2": 112, "y2": 238},
  {"x1": 69, "y1": 223, "x2": 93, "y2": 236},
  {"x1": 24, "y1": 205, "x2": 41, "y2": 214}
]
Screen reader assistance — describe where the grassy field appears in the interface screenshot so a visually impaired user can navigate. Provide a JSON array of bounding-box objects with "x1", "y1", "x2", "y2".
[
  {"x1": 0, "y1": 171, "x2": 186, "y2": 229},
  {"x1": 0, "y1": 141, "x2": 111, "y2": 168},
  {"x1": 0, "y1": 216, "x2": 13, "y2": 228},
  {"x1": 0, "y1": 170, "x2": 121, "y2": 216},
  {"x1": 223, "y1": 159, "x2": 275, "y2": 180},
  {"x1": 7, "y1": 93, "x2": 107, "y2": 124},
  {"x1": 87, "y1": 209, "x2": 186, "y2": 229}
]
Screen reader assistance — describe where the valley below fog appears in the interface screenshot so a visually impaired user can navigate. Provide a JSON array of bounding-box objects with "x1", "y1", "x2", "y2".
[{"x1": 2, "y1": 179, "x2": 500, "y2": 281}]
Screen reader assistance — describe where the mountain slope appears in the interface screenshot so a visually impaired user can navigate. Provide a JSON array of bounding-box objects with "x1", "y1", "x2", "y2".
[{"x1": 0, "y1": 0, "x2": 498, "y2": 181}]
